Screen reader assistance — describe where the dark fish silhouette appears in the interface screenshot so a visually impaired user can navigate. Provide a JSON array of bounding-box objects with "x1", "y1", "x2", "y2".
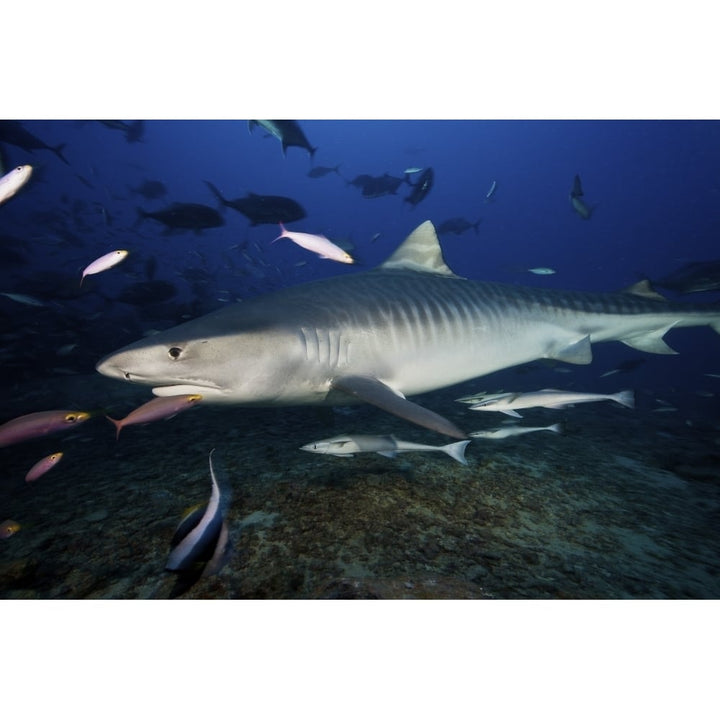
[
  {"x1": 436, "y1": 217, "x2": 481, "y2": 236},
  {"x1": 204, "y1": 181, "x2": 306, "y2": 226},
  {"x1": 653, "y1": 260, "x2": 720, "y2": 294},
  {"x1": 136, "y1": 203, "x2": 224, "y2": 233},
  {"x1": 129, "y1": 180, "x2": 167, "y2": 200},
  {"x1": 98, "y1": 120, "x2": 145, "y2": 143},
  {"x1": 248, "y1": 120, "x2": 317, "y2": 158},
  {"x1": 307, "y1": 164, "x2": 341, "y2": 179},
  {"x1": 0, "y1": 120, "x2": 69, "y2": 165},
  {"x1": 404, "y1": 167, "x2": 434, "y2": 207},
  {"x1": 569, "y1": 173, "x2": 595, "y2": 219}
]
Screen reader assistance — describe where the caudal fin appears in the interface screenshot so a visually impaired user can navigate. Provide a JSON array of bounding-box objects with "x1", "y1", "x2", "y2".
[
  {"x1": 612, "y1": 390, "x2": 635, "y2": 409},
  {"x1": 105, "y1": 415, "x2": 123, "y2": 440},
  {"x1": 442, "y1": 440, "x2": 471, "y2": 465}
]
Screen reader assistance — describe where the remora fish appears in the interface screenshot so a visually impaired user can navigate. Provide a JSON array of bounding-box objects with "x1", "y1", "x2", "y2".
[
  {"x1": 469, "y1": 423, "x2": 562, "y2": 439},
  {"x1": 95, "y1": 220, "x2": 720, "y2": 439},
  {"x1": 248, "y1": 120, "x2": 317, "y2": 158},
  {"x1": 300, "y1": 434, "x2": 470, "y2": 465},
  {"x1": 165, "y1": 450, "x2": 231, "y2": 592},
  {"x1": 468, "y1": 389, "x2": 635, "y2": 417},
  {"x1": 0, "y1": 164, "x2": 33, "y2": 206}
]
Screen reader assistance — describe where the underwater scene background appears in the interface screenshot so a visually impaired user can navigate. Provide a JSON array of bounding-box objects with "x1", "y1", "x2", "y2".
[{"x1": 1, "y1": 119, "x2": 719, "y2": 599}]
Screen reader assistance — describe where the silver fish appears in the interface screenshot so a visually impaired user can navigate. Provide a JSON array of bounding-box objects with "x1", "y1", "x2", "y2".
[
  {"x1": 469, "y1": 423, "x2": 562, "y2": 440},
  {"x1": 468, "y1": 389, "x2": 634, "y2": 418},
  {"x1": 300, "y1": 434, "x2": 470, "y2": 465}
]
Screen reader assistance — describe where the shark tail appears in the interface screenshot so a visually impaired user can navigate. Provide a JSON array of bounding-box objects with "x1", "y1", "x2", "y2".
[
  {"x1": 442, "y1": 440, "x2": 471, "y2": 465},
  {"x1": 611, "y1": 390, "x2": 635, "y2": 409}
]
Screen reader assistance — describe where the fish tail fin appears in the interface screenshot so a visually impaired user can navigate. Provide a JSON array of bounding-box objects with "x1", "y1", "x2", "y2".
[
  {"x1": 273, "y1": 222, "x2": 287, "y2": 242},
  {"x1": 53, "y1": 143, "x2": 69, "y2": 165},
  {"x1": 105, "y1": 415, "x2": 123, "y2": 440},
  {"x1": 203, "y1": 180, "x2": 226, "y2": 205},
  {"x1": 547, "y1": 423, "x2": 564, "y2": 434},
  {"x1": 443, "y1": 440, "x2": 471, "y2": 465},
  {"x1": 612, "y1": 390, "x2": 635, "y2": 409},
  {"x1": 473, "y1": 219, "x2": 482, "y2": 235}
]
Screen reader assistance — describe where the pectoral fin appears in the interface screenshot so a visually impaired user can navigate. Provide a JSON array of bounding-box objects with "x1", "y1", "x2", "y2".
[{"x1": 330, "y1": 375, "x2": 467, "y2": 439}]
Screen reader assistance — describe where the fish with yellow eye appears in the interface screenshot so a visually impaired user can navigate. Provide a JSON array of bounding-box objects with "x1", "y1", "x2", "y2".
[
  {"x1": 106, "y1": 394, "x2": 203, "y2": 439},
  {"x1": 0, "y1": 410, "x2": 91, "y2": 448},
  {"x1": 25, "y1": 452, "x2": 64, "y2": 482},
  {"x1": 0, "y1": 520, "x2": 21, "y2": 539}
]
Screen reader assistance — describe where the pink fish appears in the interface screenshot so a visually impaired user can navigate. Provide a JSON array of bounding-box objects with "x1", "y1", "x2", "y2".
[
  {"x1": 80, "y1": 249, "x2": 129, "y2": 287},
  {"x1": 274, "y1": 223, "x2": 355, "y2": 264},
  {"x1": 0, "y1": 410, "x2": 91, "y2": 448},
  {"x1": 106, "y1": 394, "x2": 203, "y2": 439},
  {"x1": 25, "y1": 452, "x2": 63, "y2": 482},
  {"x1": 0, "y1": 520, "x2": 21, "y2": 539}
]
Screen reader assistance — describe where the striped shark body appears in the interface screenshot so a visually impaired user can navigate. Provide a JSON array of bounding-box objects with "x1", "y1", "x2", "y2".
[{"x1": 96, "y1": 221, "x2": 720, "y2": 438}]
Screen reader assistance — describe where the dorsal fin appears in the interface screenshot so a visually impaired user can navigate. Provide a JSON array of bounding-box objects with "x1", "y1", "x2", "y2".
[
  {"x1": 621, "y1": 279, "x2": 667, "y2": 301},
  {"x1": 378, "y1": 220, "x2": 459, "y2": 276}
]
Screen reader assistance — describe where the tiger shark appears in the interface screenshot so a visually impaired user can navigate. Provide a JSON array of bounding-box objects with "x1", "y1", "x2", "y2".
[{"x1": 96, "y1": 221, "x2": 720, "y2": 439}]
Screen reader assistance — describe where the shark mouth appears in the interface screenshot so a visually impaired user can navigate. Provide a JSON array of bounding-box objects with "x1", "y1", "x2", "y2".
[{"x1": 152, "y1": 383, "x2": 224, "y2": 398}]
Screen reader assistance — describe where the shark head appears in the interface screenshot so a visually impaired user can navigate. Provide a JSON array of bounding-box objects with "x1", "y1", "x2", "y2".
[{"x1": 95, "y1": 306, "x2": 314, "y2": 405}]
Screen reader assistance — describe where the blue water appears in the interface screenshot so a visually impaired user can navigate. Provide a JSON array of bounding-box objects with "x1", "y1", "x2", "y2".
[{"x1": 1, "y1": 120, "x2": 719, "y2": 599}]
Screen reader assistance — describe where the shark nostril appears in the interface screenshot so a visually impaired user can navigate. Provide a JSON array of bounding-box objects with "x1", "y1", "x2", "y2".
[{"x1": 124, "y1": 372, "x2": 132, "y2": 379}]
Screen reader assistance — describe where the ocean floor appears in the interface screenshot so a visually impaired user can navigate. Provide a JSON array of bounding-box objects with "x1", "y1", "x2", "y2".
[{"x1": 1, "y1": 373, "x2": 719, "y2": 599}]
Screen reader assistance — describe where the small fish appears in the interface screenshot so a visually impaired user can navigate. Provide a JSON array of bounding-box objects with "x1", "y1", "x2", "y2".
[
  {"x1": 300, "y1": 434, "x2": 470, "y2": 465},
  {"x1": 106, "y1": 394, "x2": 203, "y2": 439},
  {"x1": 0, "y1": 410, "x2": 91, "y2": 448},
  {"x1": 485, "y1": 179, "x2": 497, "y2": 202},
  {"x1": 569, "y1": 174, "x2": 596, "y2": 219},
  {"x1": 468, "y1": 388, "x2": 635, "y2": 417},
  {"x1": 274, "y1": 223, "x2": 354, "y2": 264},
  {"x1": 307, "y1": 164, "x2": 341, "y2": 179},
  {"x1": 0, "y1": 520, "x2": 21, "y2": 539},
  {"x1": 80, "y1": 249, "x2": 129, "y2": 286},
  {"x1": 403, "y1": 167, "x2": 423, "y2": 175},
  {"x1": 469, "y1": 423, "x2": 562, "y2": 440},
  {"x1": 166, "y1": 450, "x2": 231, "y2": 594},
  {"x1": 0, "y1": 292, "x2": 45, "y2": 307},
  {"x1": 0, "y1": 164, "x2": 33, "y2": 206},
  {"x1": 25, "y1": 452, "x2": 63, "y2": 482},
  {"x1": 528, "y1": 267, "x2": 556, "y2": 275}
]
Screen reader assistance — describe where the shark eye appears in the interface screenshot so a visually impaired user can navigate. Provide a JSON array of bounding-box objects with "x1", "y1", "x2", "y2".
[{"x1": 168, "y1": 346, "x2": 183, "y2": 360}]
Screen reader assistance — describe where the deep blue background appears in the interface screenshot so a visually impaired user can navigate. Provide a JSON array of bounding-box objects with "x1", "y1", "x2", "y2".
[{"x1": 2, "y1": 120, "x2": 720, "y2": 405}]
